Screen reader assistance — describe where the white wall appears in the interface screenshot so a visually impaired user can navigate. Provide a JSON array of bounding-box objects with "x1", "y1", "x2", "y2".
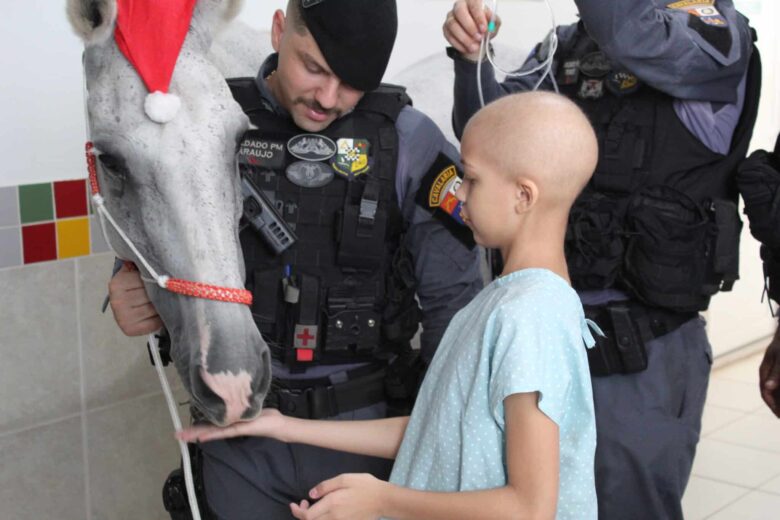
[{"x1": 0, "y1": 0, "x2": 88, "y2": 188}]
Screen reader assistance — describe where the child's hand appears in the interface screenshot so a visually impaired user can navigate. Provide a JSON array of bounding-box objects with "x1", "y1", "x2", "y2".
[
  {"x1": 289, "y1": 473, "x2": 388, "y2": 520},
  {"x1": 176, "y1": 408, "x2": 286, "y2": 443}
]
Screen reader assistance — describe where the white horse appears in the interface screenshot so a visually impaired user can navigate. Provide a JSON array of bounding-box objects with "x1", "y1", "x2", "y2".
[{"x1": 66, "y1": 0, "x2": 270, "y2": 426}]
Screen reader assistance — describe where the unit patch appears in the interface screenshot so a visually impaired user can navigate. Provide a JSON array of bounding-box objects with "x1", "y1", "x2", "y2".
[
  {"x1": 286, "y1": 161, "x2": 334, "y2": 188},
  {"x1": 578, "y1": 79, "x2": 605, "y2": 100},
  {"x1": 667, "y1": 0, "x2": 728, "y2": 27},
  {"x1": 579, "y1": 52, "x2": 611, "y2": 78},
  {"x1": 287, "y1": 134, "x2": 337, "y2": 162},
  {"x1": 605, "y1": 71, "x2": 641, "y2": 96},
  {"x1": 428, "y1": 165, "x2": 458, "y2": 207},
  {"x1": 238, "y1": 135, "x2": 285, "y2": 170},
  {"x1": 415, "y1": 153, "x2": 474, "y2": 248},
  {"x1": 331, "y1": 138, "x2": 370, "y2": 179}
]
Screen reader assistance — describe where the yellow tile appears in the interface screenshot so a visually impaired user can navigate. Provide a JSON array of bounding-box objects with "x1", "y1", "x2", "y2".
[{"x1": 56, "y1": 218, "x2": 90, "y2": 259}]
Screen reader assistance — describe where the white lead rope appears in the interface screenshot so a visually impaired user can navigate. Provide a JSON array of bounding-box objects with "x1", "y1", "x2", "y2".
[{"x1": 148, "y1": 332, "x2": 202, "y2": 520}]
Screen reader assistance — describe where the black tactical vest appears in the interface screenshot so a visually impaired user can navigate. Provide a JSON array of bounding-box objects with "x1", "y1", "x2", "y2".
[
  {"x1": 557, "y1": 25, "x2": 761, "y2": 312},
  {"x1": 228, "y1": 78, "x2": 421, "y2": 370}
]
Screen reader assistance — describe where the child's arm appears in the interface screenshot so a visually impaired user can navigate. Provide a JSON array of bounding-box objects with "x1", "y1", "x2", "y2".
[
  {"x1": 291, "y1": 391, "x2": 560, "y2": 520},
  {"x1": 177, "y1": 409, "x2": 409, "y2": 460}
]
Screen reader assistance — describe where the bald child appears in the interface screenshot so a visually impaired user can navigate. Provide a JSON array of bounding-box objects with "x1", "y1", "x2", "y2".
[{"x1": 179, "y1": 92, "x2": 600, "y2": 520}]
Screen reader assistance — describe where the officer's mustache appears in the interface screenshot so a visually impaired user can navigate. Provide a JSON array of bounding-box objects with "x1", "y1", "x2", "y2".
[{"x1": 296, "y1": 98, "x2": 341, "y2": 118}]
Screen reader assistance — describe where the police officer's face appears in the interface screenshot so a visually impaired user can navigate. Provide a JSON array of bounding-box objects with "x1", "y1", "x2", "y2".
[
  {"x1": 270, "y1": 10, "x2": 364, "y2": 132},
  {"x1": 457, "y1": 137, "x2": 520, "y2": 249}
]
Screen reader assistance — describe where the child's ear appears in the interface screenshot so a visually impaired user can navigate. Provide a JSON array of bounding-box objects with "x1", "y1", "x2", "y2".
[{"x1": 514, "y1": 177, "x2": 538, "y2": 213}]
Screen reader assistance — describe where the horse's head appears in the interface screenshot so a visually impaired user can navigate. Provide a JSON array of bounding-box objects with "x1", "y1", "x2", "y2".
[{"x1": 67, "y1": 0, "x2": 271, "y2": 426}]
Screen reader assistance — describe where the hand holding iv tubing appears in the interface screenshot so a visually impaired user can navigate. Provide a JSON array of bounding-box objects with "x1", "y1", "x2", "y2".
[{"x1": 443, "y1": 0, "x2": 559, "y2": 106}]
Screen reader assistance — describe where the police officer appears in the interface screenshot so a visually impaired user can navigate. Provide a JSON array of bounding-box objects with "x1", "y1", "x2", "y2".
[
  {"x1": 738, "y1": 133, "x2": 780, "y2": 418},
  {"x1": 443, "y1": 0, "x2": 760, "y2": 518},
  {"x1": 109, "y1": 1, "x2": 482, "y2": 518}
]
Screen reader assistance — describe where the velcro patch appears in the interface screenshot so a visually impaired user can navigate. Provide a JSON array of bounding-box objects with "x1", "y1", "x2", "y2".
[
  {"x1": 416, "y1": 153, "x2": 475, "y2": 248},
  {"x1": 238, "y1": 132, "x2": 286, "y2": 170},
  {"x1": 667, "y1": 0, "x2": 728, "y2": 27}
]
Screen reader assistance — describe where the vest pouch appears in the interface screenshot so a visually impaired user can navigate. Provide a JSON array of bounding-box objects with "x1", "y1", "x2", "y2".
[
  {"x1": 704, "y1": 199, "x2": 742, "y2": 294},
  {"x1": 323, "y1": 281, "x2": 382, "y2": 357},
  {"x1": 336, "y1": 202, "x2": 388, "y2": 270},
  {"x1": 286, "y1": 273, "x2": 321, "y2": 367},
  {"x1": 566, "y1": 192, "x2": 626, "y2": 290},
  {"x1": 623, "y1": 186, "x2": 710, "y2": 312},
  {"x1": 251, "y1": 267, "x2": 286, "y2": 345}
]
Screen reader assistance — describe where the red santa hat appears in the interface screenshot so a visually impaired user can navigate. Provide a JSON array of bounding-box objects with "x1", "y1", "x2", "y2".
[{"x1": 114, "y1": 0, "x2": 198, "y2": 123}]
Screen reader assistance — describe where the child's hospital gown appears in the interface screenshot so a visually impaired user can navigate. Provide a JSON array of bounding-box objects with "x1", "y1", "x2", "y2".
[{"x1": 390, "y1": 268, "x2": 598, "y2": 520}]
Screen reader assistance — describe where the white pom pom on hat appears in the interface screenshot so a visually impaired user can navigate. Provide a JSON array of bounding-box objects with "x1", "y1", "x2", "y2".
[{"x1": 144, "y1": 92, "x2": 182, "y2": 123}]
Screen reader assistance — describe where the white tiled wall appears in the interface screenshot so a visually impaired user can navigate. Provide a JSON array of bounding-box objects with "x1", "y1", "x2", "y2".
[{"x1": 0, "y1": 254, "x2": 187, "y2": 520}]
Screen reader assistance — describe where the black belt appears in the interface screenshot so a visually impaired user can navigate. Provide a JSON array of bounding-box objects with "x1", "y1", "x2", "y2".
[
  {"x1": 266, "y1": 365, "x2": 387, "y2": 419},
  {"x1": 584, "y1": 301, "x2": 697, "y2": 376}
]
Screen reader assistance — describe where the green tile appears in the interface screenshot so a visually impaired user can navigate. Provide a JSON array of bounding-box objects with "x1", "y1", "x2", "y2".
[{"x1": 19, "y1": 183, "x2": 54, "y2": 224}]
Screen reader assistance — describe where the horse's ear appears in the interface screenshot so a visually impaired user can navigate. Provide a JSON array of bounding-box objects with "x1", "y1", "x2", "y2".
[
  {"x1": 66, "y1": 0, "x2": 117, "y2": 45},
  {"x1": 221, "y1": 0, "x2": 244, "y2": 22}
]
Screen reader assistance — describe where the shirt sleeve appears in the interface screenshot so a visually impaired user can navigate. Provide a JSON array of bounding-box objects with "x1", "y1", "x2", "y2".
[
  {"x1": 487, "y1": 298, "x2": 573, "y2": 430},
  {"x1": 574, "y1": 0, "x2": 751, "y2": 103},
  {"x1": 395, "y1": 107, "x2": 484, "y2": 363}
]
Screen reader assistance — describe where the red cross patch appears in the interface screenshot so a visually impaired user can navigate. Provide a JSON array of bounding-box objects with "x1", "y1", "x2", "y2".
[{"x1": 294, "y1": 324, "x2": 318, "y2": 362}]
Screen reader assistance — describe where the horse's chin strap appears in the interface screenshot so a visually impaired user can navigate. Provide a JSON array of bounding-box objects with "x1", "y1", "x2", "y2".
[{"x1": 85, "y1": 141, "x2": 253, "y2": 306}]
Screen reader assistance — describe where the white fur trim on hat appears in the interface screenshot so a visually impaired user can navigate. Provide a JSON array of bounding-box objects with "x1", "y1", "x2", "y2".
[{"x1": 144, "y1": 91, "x2": 181, "y2": 123}]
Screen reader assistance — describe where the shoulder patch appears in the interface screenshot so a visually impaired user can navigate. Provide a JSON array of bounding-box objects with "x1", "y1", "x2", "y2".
[
  {"x1": 667, "y1": 0, "x2": 729, "y2": 27},
  {"x1": 415, "y1": 153, "x2": 475, "y2": 248}
]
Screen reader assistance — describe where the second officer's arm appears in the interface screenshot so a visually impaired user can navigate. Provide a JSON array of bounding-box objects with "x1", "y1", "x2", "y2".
[{"x1": 574, "y1": 0, "x2": 750, "y2": 102}]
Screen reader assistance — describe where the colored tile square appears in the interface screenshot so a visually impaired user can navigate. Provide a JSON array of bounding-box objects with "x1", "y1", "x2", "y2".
[
  {"x1": 90, "y1": 216, "x2": 110, "y2": 253},
  {"x1": 0, "y1": 186, "x2": 20, "y2": 227},
  {"x1": 0, "y1": 227, "x2": 22, "y2": 268},
  {"x1": 19, "y1": 183, "x2": 54, "y2": 224},
  {"x1": 22, "y1": 223, "x2": 57, "y2": 264},
  {"x1": 54, "y1": 179, "x2": 88, "y2": 219},
  {"x1": 57, "y1": 218, "x2": 90, "y2": 259}
]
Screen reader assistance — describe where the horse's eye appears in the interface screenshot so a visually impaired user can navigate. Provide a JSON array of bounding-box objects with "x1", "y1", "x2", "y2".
[
  {"x1": 97, "y1": 153, "x2": 128, "y2": 179},
  {"x1": 97, "y1": 152, "x2": 127, "y2": 197}
]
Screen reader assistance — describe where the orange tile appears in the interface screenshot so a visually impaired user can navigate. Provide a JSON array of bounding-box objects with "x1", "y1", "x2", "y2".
[{"x1": 56, "y1": 218, "x2": 90, "y2": 259}]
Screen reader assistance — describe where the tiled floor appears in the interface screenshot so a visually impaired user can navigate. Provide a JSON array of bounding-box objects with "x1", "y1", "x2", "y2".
[{"x1": 682, "y1": 341, "x2": 780, "y2": 519}]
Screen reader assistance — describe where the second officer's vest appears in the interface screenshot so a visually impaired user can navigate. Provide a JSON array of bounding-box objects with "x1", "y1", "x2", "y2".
[
  {"x1": 228, "y1": 78, "x2": 420, "y2": 371},
  {"x1": 557, "y1": 26, "x2": 761, "y2": 312}
]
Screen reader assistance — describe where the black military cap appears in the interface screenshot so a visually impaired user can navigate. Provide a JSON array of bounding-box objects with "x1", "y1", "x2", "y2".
[{"x1": 299, "y1": 0, "x2": 398, "y2": 92}]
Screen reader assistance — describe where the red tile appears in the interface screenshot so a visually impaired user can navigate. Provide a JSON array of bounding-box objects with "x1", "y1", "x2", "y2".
[
  {"x1": 54, "y1": 179, "x2": 88, "y2": 219},
  {"x1": 22, "y1": 223, "x2": 57, "y2": 264}
]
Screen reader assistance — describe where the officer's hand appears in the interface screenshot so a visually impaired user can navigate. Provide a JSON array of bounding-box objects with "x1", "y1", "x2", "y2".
[
  {"x1": 290, "y1": 473, "x2": 388, "y2": 520},
  {"x1": 176, "y1": 408, "x2": 287, "y2": 443},
  {"x1": 108, "y1": 262, "x2": 163, "y2": 336},
  {"x1": 443, "y1": 0, "x2": 501, "y2": 62},
  {"x1": 759, "y1": 326, "x2": 780, "y2": 418}
]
